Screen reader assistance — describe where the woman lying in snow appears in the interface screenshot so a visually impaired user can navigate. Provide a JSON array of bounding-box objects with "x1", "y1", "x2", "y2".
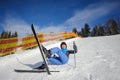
[{"x1": 34, "y1": 41, "x2": 77, "y2": 69}]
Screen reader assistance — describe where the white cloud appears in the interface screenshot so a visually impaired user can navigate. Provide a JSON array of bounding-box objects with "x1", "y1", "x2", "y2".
[
  {"x1": 65, "y1": 2, "x2": 120, "y2": 29},
  {"x1": 2, "y1": 16, "x2": 32, "y2": 36},
  {"x1": 38, "y1": 25, "x2": 65, "y2": 33},
  {"x1": 39, "y1": 2, "x2": 120, "y2": 32},
  {"x1": 2, "y1": 2, "x2": 119, "y2": 36},
  {"x1": 2, "y1": 16, "x2": 64, "y2": 36}
]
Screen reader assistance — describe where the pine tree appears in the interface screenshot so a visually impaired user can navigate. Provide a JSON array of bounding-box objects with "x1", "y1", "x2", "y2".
[
  {"x1": 91, "y1": 27, "x2": 95, "y2": 37},
  {"x1": 5, "y1": 31, "x2": 9, "y2": 38},
  {"x1": 14, "y1": 31, "x2": 18, "y2": 37},
  {"x1": 98, "y1": 26, "x2": 105, "y2": 36},
  {"x1": 84, "y1": 23, "x2": 90, "y2": 37},
  {"x1": 81, "y1": 28, "x2": 85, "y2": 37},
  {"x1": 8, "y1": 32, "x2": 11, "y2": 38},
  {"x1": 91, "y1": 25, "x2": 98, "y2": 37},
  {"x1": 77, "y1": 31, "x2": 81, "y2": 36},
  {"x1": 106, "y1": 18, "x2": 118, "y2": 35},
  {"x1": 72, "y1": 28, "x2": 78, "y2": 35},
  {"x1": 1, "y1": 31, "x2": 9, "y2": 38},
  {"x1": 1, "y1": 31, "x2": 5, "y2": 39}
]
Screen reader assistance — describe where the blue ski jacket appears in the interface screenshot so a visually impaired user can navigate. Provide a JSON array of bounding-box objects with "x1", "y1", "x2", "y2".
[{"x1": 48, "y1": 47, "x2": 68, "y2": 65}]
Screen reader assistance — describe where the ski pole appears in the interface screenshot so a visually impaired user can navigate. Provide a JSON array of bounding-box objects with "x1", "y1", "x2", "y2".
[
  {"x1": 74, "y1": 51, "x2": 76, "y2": 68},
  {"x1": 73, "y1": 41, "x2": 77, "y2": 68}
]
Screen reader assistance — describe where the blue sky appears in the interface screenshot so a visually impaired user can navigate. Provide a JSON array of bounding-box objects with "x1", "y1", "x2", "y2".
[{"x1": 0, "y1": 0, "x2": 120, "y2": 36}]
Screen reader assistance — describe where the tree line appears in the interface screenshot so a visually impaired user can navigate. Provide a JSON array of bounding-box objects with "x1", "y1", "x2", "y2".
[
  {"x1": 0, "y1": 17, "x2": 119, "y2": 39},
  {"x1": 0, "y1": 31, "x2": 18, "y2": 39},
  {"x1": 72, "y1": 17, "x2": 120, "y2": 37}
]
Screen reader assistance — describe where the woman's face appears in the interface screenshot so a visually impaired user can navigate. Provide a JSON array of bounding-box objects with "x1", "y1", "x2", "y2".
[{"x1": 61, "y1": 44, "x2": 67, "y2": 49}]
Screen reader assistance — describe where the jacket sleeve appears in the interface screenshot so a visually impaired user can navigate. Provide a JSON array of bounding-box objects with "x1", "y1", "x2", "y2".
[
  {"x1": 67, "y1": 44, "x2": 78, "y2": 54},
  {"x1": 67, "y1": 50, "x2": 75, "y2": 54}
]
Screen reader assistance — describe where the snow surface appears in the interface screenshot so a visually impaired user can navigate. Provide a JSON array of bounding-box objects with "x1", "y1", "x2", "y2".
[{"x1": 0, "y1": 35, "x2": 120, "y2": 80}]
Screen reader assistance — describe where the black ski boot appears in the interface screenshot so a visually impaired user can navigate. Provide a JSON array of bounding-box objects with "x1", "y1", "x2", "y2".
[
  {"x1": 34, "y1": 64, "x2": 46, "y2": 70},
  {"x1": 41, "y1": 45, "x2": 51, "y2": 58}
]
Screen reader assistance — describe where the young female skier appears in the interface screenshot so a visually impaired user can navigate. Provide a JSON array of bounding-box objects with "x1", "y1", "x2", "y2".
[{"x1": 34, "y1": 41, "x2": 77, "y2": 69}]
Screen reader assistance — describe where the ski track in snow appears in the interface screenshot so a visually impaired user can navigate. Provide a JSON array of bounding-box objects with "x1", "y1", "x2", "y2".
[{"x1": 0, "y1": 35, "x2": 120, "y2": 80}]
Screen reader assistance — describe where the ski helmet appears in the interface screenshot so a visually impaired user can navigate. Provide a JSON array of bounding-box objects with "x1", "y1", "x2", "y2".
[{"x1": 60, "y1": 42, "x2": 67, "y2": 48}]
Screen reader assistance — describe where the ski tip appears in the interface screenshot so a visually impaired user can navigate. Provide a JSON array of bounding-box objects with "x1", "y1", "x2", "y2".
[
  {"x1": 14, "y1": 69, "x2": 20, "y2": 72},
  {"x1": 31, "y1": 24, "x2": 34, "y2": 29}
]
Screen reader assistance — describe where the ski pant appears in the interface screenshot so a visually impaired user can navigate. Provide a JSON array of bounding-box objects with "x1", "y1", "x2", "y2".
[{"x1": 48, "y1": 47, "x2": 68, "y2": 65}]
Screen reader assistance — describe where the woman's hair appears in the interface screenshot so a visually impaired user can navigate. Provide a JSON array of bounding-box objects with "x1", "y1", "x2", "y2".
[{"x1": 60, "y1": 42, "x2": 67, "y2": 48}]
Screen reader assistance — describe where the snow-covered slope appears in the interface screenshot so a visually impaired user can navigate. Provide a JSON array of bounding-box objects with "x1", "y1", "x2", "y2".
[{"x1": 0, "y1": 35, "x2": 120, "y2": 80}]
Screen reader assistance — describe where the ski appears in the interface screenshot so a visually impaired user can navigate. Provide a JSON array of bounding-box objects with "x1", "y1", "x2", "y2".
[
  {"x1": 14, "y1": 69, "x2": 59, "y2": 73},
  {"x1": 31, "y1": 24, "x2": 51, "y2": 75}
]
